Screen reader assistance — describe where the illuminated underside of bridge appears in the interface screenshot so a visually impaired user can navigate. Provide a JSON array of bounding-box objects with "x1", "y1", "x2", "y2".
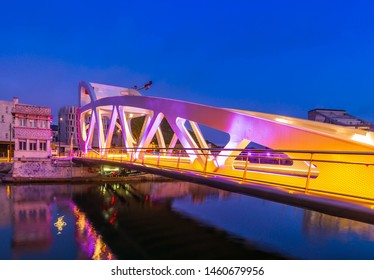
[{"x1": 76, "y1": 81, "x2": 374, "y2": 210}]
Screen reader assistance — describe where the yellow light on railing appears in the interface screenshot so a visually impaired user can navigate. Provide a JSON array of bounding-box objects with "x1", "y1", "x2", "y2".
[{"x1": 107, "y1": 153, "x2": 125, "y2": 158}]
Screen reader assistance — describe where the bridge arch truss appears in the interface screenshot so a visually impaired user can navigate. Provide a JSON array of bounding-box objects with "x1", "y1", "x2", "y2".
[{"x1": 77, "y1": 81, "x2": 374, "y2": 203}]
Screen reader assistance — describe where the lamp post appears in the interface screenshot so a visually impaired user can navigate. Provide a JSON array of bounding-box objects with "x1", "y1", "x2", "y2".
[
  {"x1": 117, "y1": 128, "x2": 123, "y2": 148},
  {"x1": 58, "y1": 116, "x2": 62, "y2": 157},
  {"x1": 8, "y1": 123, "x2": 12, "y2": 162}
]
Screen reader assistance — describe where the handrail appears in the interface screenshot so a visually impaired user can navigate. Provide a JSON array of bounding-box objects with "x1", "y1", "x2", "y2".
[
  {"x1": 83, "y1": 146, "x2": 374, "y2": 156},
  {"x1": 77, "y1": 146, "x2": 374, "y2": 204}
]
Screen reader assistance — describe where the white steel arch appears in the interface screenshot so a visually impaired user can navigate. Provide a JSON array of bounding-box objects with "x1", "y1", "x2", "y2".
[
  {"x1": 77, "y1": 81, "x2": 374, "y2": 201},
  {"x1": 78, "y1": 81, "x2": 374, "y2": 156}
]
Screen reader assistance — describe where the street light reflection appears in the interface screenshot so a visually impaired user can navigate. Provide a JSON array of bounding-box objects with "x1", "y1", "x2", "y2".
[
  {"x1": 54, "y1": 216, "x2": 67, "y2": 235},
  {"x1": 73, "y1": 205, "x2": 115, "y2": 260}
]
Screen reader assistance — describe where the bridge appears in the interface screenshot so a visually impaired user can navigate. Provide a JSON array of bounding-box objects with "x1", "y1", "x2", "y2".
[{"x1": 73, "y1": 81, "x2": 374, "y2": 223}]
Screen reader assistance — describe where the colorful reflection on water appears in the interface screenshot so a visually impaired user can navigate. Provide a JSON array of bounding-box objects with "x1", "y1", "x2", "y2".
[
  {"x1": 0, "y1": 184, "x2": 114, "y2": 260},
  {"x1": 1, "y1": 180, "x2": 374, "y2": 259},
  {"x1": 73, "y1": 205, "x2": 115, "y2": 260}
]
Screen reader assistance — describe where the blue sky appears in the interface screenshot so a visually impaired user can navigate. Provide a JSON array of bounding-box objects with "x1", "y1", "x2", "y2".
[{"x1": 1, "y1": 0, "x2": 374, "y2": 125}]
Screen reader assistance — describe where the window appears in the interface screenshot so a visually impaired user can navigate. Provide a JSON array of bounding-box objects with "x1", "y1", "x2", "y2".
[
  {"x1": 5, "y1": 107, "x2": 8, "y2": 113},
  {"x1": 1, "y1": 115, "x2": 4, "y2": 122},
  {"x1": 39, "y1": 141, "x2": 47, "y2": 151},
  {"x1": 19, "y1": 118, "x2": 27, "y2": 126},
  {"x1": 40, "y1": 120, "x2": 47, "y2": 128},
  {"x1": 19, "y1": 140, "x2": 27, "y2": 150},
  {"x1": 29, "y1": 141, "x2": 37, "y2": 151},
  {"x1": 5, "y1": 132, "x2": 8, "y2": 139},
  {"x1": 34, "y1": 120, "x2": 38, "y2": 128}
]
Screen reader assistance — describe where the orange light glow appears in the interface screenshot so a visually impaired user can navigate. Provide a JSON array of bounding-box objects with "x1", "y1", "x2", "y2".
[{"x1": 6, "y1": 185, "x2": 11, "y2": 199}]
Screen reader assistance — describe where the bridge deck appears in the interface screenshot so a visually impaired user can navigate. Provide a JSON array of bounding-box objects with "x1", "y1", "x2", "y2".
[{"x1": 73, "y1": 154, "x2": 374, "y2": 226}]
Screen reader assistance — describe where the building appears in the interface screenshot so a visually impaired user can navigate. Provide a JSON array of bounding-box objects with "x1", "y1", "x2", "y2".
[
  {"x1": 57, "y1": 105, "x2": 119, "y2": 151},
  {"x1": 0, "y1": 97, "x2": 17, "y2": 159},
  {"x1": 57, "y1": 105, "x2": 83, "y2": 156},
  {"x1": 12, "y1": 103, "x2": 52, "y2": 159},
  {"x1": 50, "y1": 124, "x2": 58, "y2": 142},
  {"x1": 58, "y1": 106, "x2": 79, "y2": 146},
  {"x1": 308, "y1": 109, "x2": 374, "y2": 131}
]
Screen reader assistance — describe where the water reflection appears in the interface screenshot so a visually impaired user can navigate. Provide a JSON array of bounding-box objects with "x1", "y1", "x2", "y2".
[
  {"x1": 1, "y1": 180, "x2": 374, "y2": 259},
  {"x1": 73, "y1": 205, "x2": 115, "y2": 260},
  {"x1": 171, "y1": 189, "x2": 374, "y2": 259},
  {"x1": 0, "y1": 184, "x2": 114, "y2": 260},
  {"x1": 303, "y1": 211, "x2": 374, "y2": 241},
  {"x1": 74, "y1": 182, "x2": 279, "y2": 259}
]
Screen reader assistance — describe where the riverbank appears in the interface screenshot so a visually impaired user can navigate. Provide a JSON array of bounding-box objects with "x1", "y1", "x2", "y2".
[
  {"x1": 1, "y1": 172, "x2": 173, "y2": 184},
  {"x1": 0, "y1": 162, "x2": 12, "y2": 173},
  {"x1": 0, "y1": 158, "x2": 173, "y2": 184}
]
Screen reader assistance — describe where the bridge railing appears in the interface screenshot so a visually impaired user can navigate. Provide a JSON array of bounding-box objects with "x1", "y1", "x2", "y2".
[{"x1": 76, "y1": 147, "x2": 374, "y2": 204}]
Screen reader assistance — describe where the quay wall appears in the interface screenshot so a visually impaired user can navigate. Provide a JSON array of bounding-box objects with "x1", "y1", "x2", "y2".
[
  {"x1": 1, "y1": 158, "x2": 169, "y2": 183},
  {"x1": 10, "y1": 158, "x2": 100, "y2": 181}
]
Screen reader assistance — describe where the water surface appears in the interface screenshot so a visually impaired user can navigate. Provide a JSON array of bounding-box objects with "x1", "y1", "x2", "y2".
[{"x1": 1, "y1": 180, "x2": 374, "y2": 259}]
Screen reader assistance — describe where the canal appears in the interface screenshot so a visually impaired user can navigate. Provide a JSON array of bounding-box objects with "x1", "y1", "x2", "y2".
[{"x1": 1, "y1": 179, "x2": 374, "y2": 260}]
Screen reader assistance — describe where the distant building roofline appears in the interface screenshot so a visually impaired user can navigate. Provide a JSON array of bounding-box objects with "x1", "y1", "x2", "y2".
[{"x1": 308, "y1": 108, "x2": 346, "y2": 113}]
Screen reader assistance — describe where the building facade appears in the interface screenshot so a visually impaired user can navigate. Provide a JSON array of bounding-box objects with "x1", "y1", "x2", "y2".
[
  {"x1": 57, "y1": 105, "x2": 117, "y2": 150},
  {"x1": 0, "y1": 98, "x2": 17, "y2": 158},
  {"x1": 13, "y1": 104, "x2": 52, "y2": 159},
  {"x1": 58, "y1": 106, "x2": 79, "y2": 146},
  {"x1": 308, "y1": 109, "x2": 374, "y2": 131}
]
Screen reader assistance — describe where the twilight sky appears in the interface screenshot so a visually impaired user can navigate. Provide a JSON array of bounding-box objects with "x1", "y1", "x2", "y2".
[{"x1": 1, "y1": 0, "x2": 374, "y2": 125}]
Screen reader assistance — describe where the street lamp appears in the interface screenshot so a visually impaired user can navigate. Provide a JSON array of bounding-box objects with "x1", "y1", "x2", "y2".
[
  {"x1": 58, "y1": 116, "x2": 63, "y2": 157},
  {"x1": 8, "y1": 123, "x2": 12, "y2": 162},
  {"x1": 117, "y1": 128, "x2": 123, "y2": 147}
]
